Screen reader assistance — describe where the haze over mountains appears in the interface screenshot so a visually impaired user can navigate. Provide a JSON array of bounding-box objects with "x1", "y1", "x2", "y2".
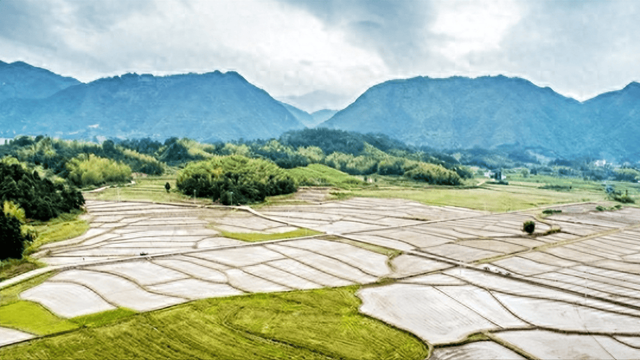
[{"x1": 0, "y1": 60, "x2": 639, "y2": 160}]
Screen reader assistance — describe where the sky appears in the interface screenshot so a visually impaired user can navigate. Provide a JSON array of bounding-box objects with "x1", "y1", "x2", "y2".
[{"x1": 0, "y1": 0, "x2": 639, "y2": 111}]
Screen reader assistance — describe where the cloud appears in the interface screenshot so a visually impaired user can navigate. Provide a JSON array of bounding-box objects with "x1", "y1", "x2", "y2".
[
  {"x1": 0, "y1": 0, "x2": 639, "y2": 105},
  {"x1": 0, "y1": 0, "x2": 388, "y2": 102}
]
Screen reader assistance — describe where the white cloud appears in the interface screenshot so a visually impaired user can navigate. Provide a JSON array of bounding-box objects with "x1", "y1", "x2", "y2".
[
  {"x1": 0, "y1": 0, "x2": 639, "y2": 105},
  {"x1": 0, "y1": 0, "x2": 387, "y2": 101},
  {"x1": 430, "y1": 0, "x2": 522, "y2": 64}
]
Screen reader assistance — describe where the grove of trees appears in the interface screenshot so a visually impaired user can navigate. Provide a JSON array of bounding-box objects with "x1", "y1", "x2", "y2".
[{"x1": 176, "y1": 155, "x2": 297, "y2": 205}]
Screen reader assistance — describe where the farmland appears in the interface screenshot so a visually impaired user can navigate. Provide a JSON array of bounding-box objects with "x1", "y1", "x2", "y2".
[{"x1": 2, "y1": 178, "x2": 640, "y2": 359}]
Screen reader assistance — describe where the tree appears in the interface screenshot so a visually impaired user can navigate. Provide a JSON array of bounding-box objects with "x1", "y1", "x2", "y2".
[
  {"x1": 0, "y1": 211, "x2": 27, "y2": 260},
  {"x1": 165, "y1": 182, "x2": 171, "y2": 193},
  {"x1": 522, "y1": 220, "x2": 535, "y2": 235}
]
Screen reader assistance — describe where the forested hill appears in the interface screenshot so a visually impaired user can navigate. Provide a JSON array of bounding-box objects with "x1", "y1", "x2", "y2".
[
  {"x1": 0, "y1": 61, "x2": 80, "y2": 103},
  {"x1": 320, "y1": 76, "x2": 640, "y2": 160},
  {"x1": 0, "y1": 66, "x2": 305, "y2": 142},
  {"x1": 582, "y1": 82, "x2": 640, "y2": 160}
]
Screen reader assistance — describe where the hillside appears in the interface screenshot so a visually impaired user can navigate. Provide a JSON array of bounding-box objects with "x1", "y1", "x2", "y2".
[
  {"x1": 280, "y1": 103, "x2": 338, "y2": 128},
  {"x1": 321, "y1": 76, "x2": 591, "y2": 157},
  {"x1": 311, "y1": 109, "x2": 338, "y2": 127},
  {"x1": 319, "y1": 76, "x2": 640, "y2": 159},
  {"x1": 280, "y1": 102, "x2": 314, "y2": 127},
  {"x1": 0, "y1": 68, "x2": 304, "y2": 142},
  {"x1": 0, "y1": 61, "x2": 80, "y2": 103},
  {"x1": 582, "y1": 82, "x2": 640, "y2": 160}
]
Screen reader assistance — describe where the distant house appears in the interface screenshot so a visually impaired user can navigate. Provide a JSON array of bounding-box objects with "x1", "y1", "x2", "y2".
[
  {"x1": 484, "y1": 170, "x2": 494, "y2": 178},
  {"x1": 595, "y1": 160, "x2": 607, "y2": 167}
]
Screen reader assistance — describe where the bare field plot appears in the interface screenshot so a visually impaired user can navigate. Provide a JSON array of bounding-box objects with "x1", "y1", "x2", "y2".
[
  {"x1": 358, "y1": 283, "x2": 508, "y2": 344},
  {"x1": 0, "y1": 327, "x2": 34, "y2": 347},
  {"x1": 496, "y1": 330, "x2": 640, "y2": 360},
  {"x1": 430, "y1": 341, "x2": 526, "y2": 360}
]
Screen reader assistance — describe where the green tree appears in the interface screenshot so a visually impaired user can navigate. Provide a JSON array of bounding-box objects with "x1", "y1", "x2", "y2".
[{"x1": 522, "y1": 220, "x2": 535, "y2": 234}]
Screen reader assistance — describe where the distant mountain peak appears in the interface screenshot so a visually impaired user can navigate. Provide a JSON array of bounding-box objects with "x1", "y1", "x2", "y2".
[
  {"x1": 9, "y1": 61, "x2": 32, "y2": 68},
  {"x1": 624, "y1": 81, "x2": 640, "y2": 90},
  {"x1": 0, "y1": 60, "x2": 81, "y2": 103}
]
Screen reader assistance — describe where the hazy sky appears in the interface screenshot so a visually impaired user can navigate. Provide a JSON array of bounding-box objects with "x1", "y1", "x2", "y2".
[{"x1": 0, "y1": 0, "x2": 638, "y2": 110}]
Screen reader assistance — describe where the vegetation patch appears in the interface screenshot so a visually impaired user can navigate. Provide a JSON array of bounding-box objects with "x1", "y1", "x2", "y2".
[
  {"x1": 540, "y1": 184, "x2": 572, "y2": 191},
  {"x1": 221, "y1": 228, "x2": 322, "y2": 242},
  {"x1": 70, "y1": 308, "x2": 137, "y2": 328},
  {"x1": 0, "y1": 161, "x2": 84, "y2": 222},
  {"x1": 0, "y1": 258, "x2": 42, "y2": 282},
  {"x1": 177, "y1": 155, "x2": 297, "y2": 205},
  {"x1": 522, "y1": 220, "x2": 535, "y2": 234},
  {"x1": 286, "y1": 163, "x2": 363, "y2": 189},
  {"x1": 0, "y1": 301, "x2": 77, "y2": 335},
  {"x1": 596, "y1": 204, "x2": 623, "y2": 212},
  {"x1": 542, "y1": 209, "x2": 562, "y2": 215},
  {"x1": 67, "y1": 154, "x2": 132, "y2": 188},
  {"x1": 0, "y1": 287, "x2": 428, "y2": 360},
  {"x1": 27, "y1": 210, "x2": 88, "y2": 254},
  {"x1": 331, "y1": 237, "x2": 402, "y2": 258},
  {"x1": 543, "y1": 228, "x2": 561, "y2": 235}
]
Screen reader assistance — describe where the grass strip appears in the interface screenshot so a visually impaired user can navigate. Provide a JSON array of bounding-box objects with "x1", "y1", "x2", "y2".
[
  {"x1": 27, "y1": 210, "x2": 89, "y2": 254},
  {"x1": 221, "y1": 228, "x2": 322, "y2": 242},
  {"x1": 0, "y1": 301, "x2": 77, "y2": 335}
]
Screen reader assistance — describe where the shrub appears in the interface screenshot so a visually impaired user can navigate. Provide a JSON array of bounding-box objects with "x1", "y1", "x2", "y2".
[
  {"x1": 543, "y1": 228, "x2": 561, "y2": 235},
  {"x1": 542, "y1": 209, "x2": 562, "y2": 215},
  {"x1": 541, "y1": 185, "x2": 571, "y2": 191},
  {"x1": 611, "y1": 194, "x2": 635, "y2": 204},
  {"x1": 522, "y1": 220, "x2": 535, "y2": 234}
]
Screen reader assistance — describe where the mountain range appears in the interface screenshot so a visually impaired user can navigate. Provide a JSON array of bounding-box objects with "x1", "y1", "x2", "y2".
[
  {"x1": 322, "y1": 76, "x2": 640, "y2": 160},
  {"x1": 1, "y1": 60, "x2": 639, "y2": 160},
  {"x1": 0, "y1": 61, "x2": 80, "y2": 103},
  {"x1": 0, "y1": 62, "x2": 306, "y2": 142}
]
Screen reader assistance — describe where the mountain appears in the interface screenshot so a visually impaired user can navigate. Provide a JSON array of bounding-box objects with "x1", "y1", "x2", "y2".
[
  {"x1": 279, "y1": 103, "x2": 337, "y2": 128},
  {"x1": 0, "y1": 61, "x2": 80, "y2": 103},
  {"x1": 582, "y1": 82, "x2": 640, "y2": 159},
  {"x1": 320, "y1": 75, "x2": 628, "y2": 158},
  {"x1": 310, "y1": 109, "x2": 338, "y2": 126},
  {"x1": 279, "y1": 90, "x2": 352, "y2": 113},
  {"x1": 279, "y1": 102, "x2": 314, "y2": 127},
  {"x1": 0, "y1": 70, "x2": 305, "y2": 142}
]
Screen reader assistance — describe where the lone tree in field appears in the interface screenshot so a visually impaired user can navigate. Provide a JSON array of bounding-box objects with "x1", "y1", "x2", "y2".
[
  {"x1": 165, "y1": 182, "x2": 171, "y2": 193},
  {"x1": 523, "y1": 220, "x2": 535, "y2": 235}
]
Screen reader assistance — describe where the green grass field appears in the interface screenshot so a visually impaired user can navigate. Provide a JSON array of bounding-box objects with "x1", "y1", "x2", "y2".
[
  {"x1": 0, "y1": 286, "x2": 428, "y2": 360},
  {"x1": 83, "y1": 176, "x2": 206, "y2": 204},
  {"x1": 220, "y1": 228, "x2": 323, "y2": 242},
  {"x1": 347, "y1": 182, "x2": 601, "y2": 212},
  {"x1": 286, "y1": 164, "x2": 365, "y2": 189}
]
